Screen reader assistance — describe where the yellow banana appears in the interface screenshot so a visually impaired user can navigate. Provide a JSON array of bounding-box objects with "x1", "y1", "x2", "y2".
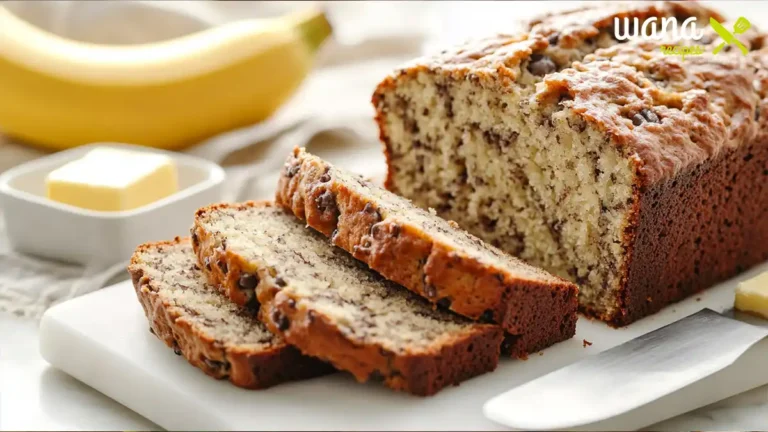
[{"x1": 0, "y1": 6, "x2": 331, "y2": 151}]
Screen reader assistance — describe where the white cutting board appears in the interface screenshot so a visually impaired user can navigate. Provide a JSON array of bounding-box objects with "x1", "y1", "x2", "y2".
[{"x1": 40, "y1": 261, "x2": 768, "y2": 431}]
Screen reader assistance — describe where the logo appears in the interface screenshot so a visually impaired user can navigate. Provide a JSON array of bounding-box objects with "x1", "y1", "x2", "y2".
[
  {"x1": 613, "y1": 16, "x2": 705, "y2": 41},
  {"x1": 710, "y1": 17, "x2": 751, "y2": 55},
  {"x1": 612, "y1": 16, "x2": 751, "y2": 59}
]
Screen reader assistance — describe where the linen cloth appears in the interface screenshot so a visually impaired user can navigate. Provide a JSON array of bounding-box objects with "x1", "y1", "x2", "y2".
[{"x1": 0, "y1": 0, "x2": 434, "y2": 317}]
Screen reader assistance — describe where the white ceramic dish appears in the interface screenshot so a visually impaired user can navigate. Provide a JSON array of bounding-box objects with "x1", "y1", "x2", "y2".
[{"x1": 0, "y1": 143, "x2": 225, "y2": 265}]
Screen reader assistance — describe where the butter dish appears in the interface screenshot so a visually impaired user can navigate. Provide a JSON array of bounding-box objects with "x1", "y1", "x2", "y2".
[{"x1": 0, "y1": 143, "x2": 225, "y2": 265}]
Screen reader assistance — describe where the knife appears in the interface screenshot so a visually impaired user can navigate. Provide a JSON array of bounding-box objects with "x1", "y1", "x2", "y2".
[
  {"x1": 483, "y1": 308, "x2": 768, "y2": 430},
  {"x1": 710, "y1": 17, "x2": 749, "y2": 55}
]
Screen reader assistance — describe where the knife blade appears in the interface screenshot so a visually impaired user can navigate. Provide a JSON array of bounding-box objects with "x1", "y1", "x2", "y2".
[
  {"x1": 710, "y1": 17, "x2": 748, "y2": 55},
  {"x1": 483, "y1": 308, "x2": 768, "y2": 430}
]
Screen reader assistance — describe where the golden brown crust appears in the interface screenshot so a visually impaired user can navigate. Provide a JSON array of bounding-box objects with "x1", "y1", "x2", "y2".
[
  {"x1": 257, "y1": 280, "x2": 502, "y2": 396},
  {"x1": 191, "y1": 202, "x2": 271, "y2": 313},
  {"x1": 191, "y1": 203, "x2": 503, "y2": 396},
  {"x1": 607, "y1": 135, "x2": 768, "y2": 326},
  {"x1": 274, "y1": 148, "x2": 578, "y2": 357},
  {"x1": 537, "y1": 40, "x2": 759, "y2": 185},
  {"x1": 129, "y1": 237, "x2": 331, "y2": 389}
]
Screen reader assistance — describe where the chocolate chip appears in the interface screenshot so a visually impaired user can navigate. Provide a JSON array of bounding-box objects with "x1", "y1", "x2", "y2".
[
  {"x1": 149, "y1": 327, "x2": 156, "y2": 335},
  {"x1": 319, "y1": 172, "x2": 331, "y2": 183},
  {"x1": 391, "y1": 224, "x2": 401, "y2": 238},
  {"x1": 406, "y1": 117, "x2": 420, "y2": 134},
  {"x1": 548, "y1": 33, "x2": 560, "y2": 46},
  {"x1": 640, "y1": 108, "x2": 659, "y2": 123},
  {"x1": 286, "y1": 163, "x2": 300, "y2": 178},
  {"x1": 480, "y1": 309, "x2": 495, "y2": 323},
  {"x1": 527, "y1": 54, "x2": 556, "y2": 76},
  {"x1": 632, "y1": 114, "x2": 645, "y2": 126},
  {"x1": 239, "y1": 273, "x2": 259, "y2": 290},
  {"x1": 315, "y1": 190, "x2": 337, "y2": 213},
  {"x1": 245, "y1": 292, "x2": 259, "y2": 316},
  {"x1": 173, "y1": 346, "x2": 182, "y2": 356},
  {"x1": 436, "y1": 83, "x2": 454, "y2": 118},
  {"x1": 272, "y1": 310, "x2": 290, "y2": 331},
  {"x1": 424, "y1": 284, "x2": 437, "y2": 298},
  {"x1": 275, "y1": 277, "x2": 287, "y2": 287},
  {"x1": 436, "y1": 297, "x2": 452, "y2": 309},
  {"x1": 203, "y1": 358, "x2": 229, "y2": 372},
  {"x1": 479, "y1": 215, "x2": 497, "y2": 232},
  {"x1": 368, "y1": 370, "x2": 385, "y2": 382},
  {"x1": 500, "y1": 334, "x2": 519, "y2": 354},
  {"x1": 286, "y1": 298, "x2": 296, "y2": 309}
]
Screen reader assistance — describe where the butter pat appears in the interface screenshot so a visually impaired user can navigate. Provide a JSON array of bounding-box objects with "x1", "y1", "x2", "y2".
[
  {"x1": 734, "y1": 271, "x2": 768, "y2": 319},
  {"x1": 46, "y1": 148, "x2": 178, "y2": 211}
]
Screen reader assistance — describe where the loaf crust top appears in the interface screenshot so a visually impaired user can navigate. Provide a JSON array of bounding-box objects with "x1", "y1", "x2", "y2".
[
  {"x1": 537, "y1": 49, "x2": 758, "y2": 184},
  {"x1": 375, "y1": 1, "x2": 766, "y2": 184}
]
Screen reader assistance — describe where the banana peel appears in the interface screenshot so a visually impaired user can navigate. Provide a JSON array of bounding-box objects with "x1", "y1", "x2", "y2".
[{"x1": 0, "y1": 6, "x2": 332, "y2": 151}]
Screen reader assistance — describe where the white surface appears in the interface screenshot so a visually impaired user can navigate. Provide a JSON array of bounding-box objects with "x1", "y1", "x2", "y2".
[
  {"x1": 38, "y1": 261, "x2": 768, "y2": 431},
  {"x1": 10, "y1": 315, "x2": 768, "y2": 432},
  {"x1": 0, "y1": 313, "x2": 159, "y2": 431},
  {"x1": 0, "y1": 143, "x2": 224, "y2": 266}
]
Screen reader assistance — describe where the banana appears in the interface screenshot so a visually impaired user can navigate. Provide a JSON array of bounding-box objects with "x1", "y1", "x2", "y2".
[{"x1": 0, "y1": 6, "x2": 331, "y2": 151}]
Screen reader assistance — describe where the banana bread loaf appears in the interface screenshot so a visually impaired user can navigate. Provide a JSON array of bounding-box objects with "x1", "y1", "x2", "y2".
[
  {"x1": 129, "y1": 237, "x2": 331, "y2": 389},
  {"x1": 373, "y1": 1, "x2": 768, "y2": 326},
  {"x1": 192, "y1": 201, "x2": 503, "y2": 396},
  {"x1": 275, "y1": 147, "x2": 578, "y2": 357}
]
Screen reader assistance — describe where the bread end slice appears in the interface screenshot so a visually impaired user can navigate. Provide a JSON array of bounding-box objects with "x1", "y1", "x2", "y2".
[{"x1": 129, "y1": 237, "x2": 331, "y2": 389}]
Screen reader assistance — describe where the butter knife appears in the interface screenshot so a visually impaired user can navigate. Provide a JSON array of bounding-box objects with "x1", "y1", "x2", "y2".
[{"x1": 483, "y1": 308, "x2": 768, "y2": 431}]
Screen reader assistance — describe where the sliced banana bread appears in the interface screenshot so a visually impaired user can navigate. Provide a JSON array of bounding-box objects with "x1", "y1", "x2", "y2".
[
  {"x1": 372, "y1": 2, "x2": 768, "y2": 326},
  {"x1": 275, "y1": 148, "x2": 578, "y2": 357},
  {"x1": 129, "y1": 237, "x2": 331, "y2": 389},
  {"x1": 192, "y1": 201, "x2": 503, "y2": 396}
]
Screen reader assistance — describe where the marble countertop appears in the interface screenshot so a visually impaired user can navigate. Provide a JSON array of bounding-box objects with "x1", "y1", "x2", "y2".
[{"x1": 2, "y1": 312, "x2": 766, "y2": 431}]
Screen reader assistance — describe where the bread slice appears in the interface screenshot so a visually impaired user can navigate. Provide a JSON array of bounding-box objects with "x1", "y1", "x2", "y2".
[
  {"x1": 129, "y1": 237, "x2": 331, "y2": 389},
  {"x1": 192, "y1": 201, "x2": 502, "y2": 396},
  {"x1": 274, "y1": 148, "x2": 578, "y2": 357}
]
